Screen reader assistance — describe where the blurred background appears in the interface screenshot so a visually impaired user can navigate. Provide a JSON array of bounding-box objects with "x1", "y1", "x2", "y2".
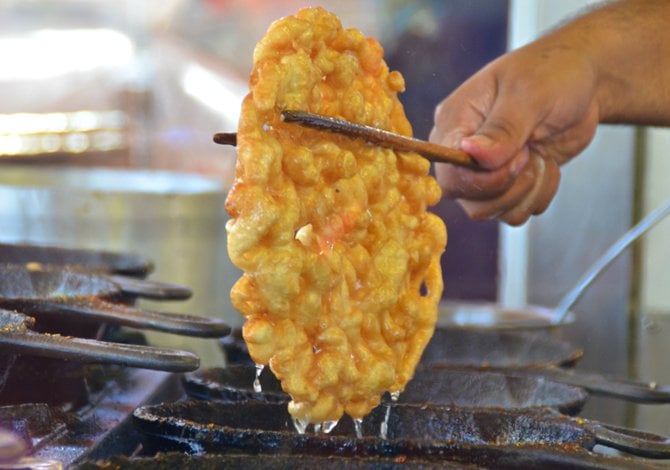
[{"x1": 0, "y1": 0, "x2": 668, "y2": 434}]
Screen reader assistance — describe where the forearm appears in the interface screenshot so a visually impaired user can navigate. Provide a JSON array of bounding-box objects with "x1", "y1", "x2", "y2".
[{"x1": 537, "y1": 0, "x2": 670, "y2": 126}]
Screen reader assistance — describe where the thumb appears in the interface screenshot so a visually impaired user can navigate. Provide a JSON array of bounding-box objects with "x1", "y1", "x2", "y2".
[{"x1": 461, "y1": 99, "x2": 536, "y2": 170}]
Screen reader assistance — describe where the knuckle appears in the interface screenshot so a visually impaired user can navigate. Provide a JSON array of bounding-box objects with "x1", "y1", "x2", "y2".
[{"x1": 481, "y1": 115, "x2": 522, "y2": 142}]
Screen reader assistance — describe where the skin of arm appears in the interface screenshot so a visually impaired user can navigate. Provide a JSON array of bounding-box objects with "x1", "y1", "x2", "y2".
[{"x1": 430, "y1": 0, "x2": 670, "y2": 225}]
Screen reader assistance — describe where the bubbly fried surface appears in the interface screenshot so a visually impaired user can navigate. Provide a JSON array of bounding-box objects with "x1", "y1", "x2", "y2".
[{"x1": 225, "y1": 7, "x2": 447, "y2": 424}]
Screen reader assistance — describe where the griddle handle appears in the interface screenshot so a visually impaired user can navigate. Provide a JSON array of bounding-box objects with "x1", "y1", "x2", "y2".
[
  {"x1": 0, "y1": 330, "x2": 200, "y2": 372},
  {"x1": 516, "y1": 368, "x2": 670, "y2": 403},
  {"x1": 106, "y1": 274, "x2": 193, "y2": 301},
  {"x1": 39, "y1": 300, "x2": 231, "y2": 338},
  {"x1": 589, "y1": 422, "x2": 670, "y2": 458}
]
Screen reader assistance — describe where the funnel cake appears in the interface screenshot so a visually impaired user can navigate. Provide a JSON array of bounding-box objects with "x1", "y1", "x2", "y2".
[{"x1": 225, "y1": 7, "x2": 446, "y2": 426}]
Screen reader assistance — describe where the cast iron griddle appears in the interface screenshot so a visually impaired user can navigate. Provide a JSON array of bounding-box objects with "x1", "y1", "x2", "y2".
[
  {"x1": 133, "y1": 400, "x2": 670, "y2": 460},
  {"x1": 183, "y1": 365, "x2": 588, "y2": 415}
]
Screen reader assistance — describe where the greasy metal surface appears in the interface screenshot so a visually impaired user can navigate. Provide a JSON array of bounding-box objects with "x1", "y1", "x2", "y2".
[
  {"x1": 183, "y1": 365, "x2": 588, "y2": 415},
  {"x1": 0, "y1": 242, "x2": 154, "y2": 278},
  {"x1": 73, "y1": 450, "x2": 670, "y2": 470},
  {"x1": 0, "y1": 264, "x2": 230, "y2": 338},
  {"x1": 1, "y1": 369, "x2": 183, "y2": 467},
  {"x1": 75, "y1": 452, "x2": 476, "y2": 469}
]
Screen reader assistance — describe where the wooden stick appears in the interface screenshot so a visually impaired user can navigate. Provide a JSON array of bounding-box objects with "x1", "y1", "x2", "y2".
[
  {"x1": 281, "y1": 110, "x2": 479, "y2": 169},
  {"x1": 213, "y1": 110, "x2": 481, "y2": 170},
  {"x1": 213, "y1": 132, "x2": 237, "y2": 146}
]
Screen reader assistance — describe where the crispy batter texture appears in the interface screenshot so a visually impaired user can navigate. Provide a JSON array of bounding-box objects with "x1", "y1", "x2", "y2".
[{"x1": 225, "y1": 7, "x2": 447, "y2": 424}]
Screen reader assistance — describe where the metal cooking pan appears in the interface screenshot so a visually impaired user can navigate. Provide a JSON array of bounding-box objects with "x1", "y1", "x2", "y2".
[
  {"x1": 0, "y1": 242, "x2": 154, "y2": 278},
  {"x1": 132, "y1": 400, "x2": 670, "y2": 460},
  {"x1": 0, "y1": 309, "x2": 199, "y2": 372},
  {"x1": 0, "y1": 264, "x2": 230, "y2": 338},
  {"x1": 422, "y1": 329, "x2": 670, "y2": 404},
  {"x1": 183, "y1": 365, "x2": 588, "y2": 415}
]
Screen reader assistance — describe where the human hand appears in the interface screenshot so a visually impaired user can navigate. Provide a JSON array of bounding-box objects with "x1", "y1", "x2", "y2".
[{"x1": 429, "y1": 42, "x2": 601, "y2": 225}]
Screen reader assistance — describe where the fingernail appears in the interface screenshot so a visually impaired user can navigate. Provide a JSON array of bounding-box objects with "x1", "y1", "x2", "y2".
[{"x1": 463, "y1": 134, "x2": 495, "y2": 151}]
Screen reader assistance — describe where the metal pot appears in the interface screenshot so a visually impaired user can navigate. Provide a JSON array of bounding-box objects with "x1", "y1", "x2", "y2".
[{"x1": 0, "y1": 165, "x2": 241, "y2": 366}]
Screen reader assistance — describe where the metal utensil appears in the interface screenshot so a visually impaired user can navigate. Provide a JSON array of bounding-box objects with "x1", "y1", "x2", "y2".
[
  {"x1": 555, "y1": 199, "x2": 670, "y2": 322},
  {"x1": 214, "y1": 110, "x2": 480, "y2": 169}
]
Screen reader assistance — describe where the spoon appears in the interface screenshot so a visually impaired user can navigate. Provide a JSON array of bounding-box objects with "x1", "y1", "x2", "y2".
[{"x1": 555, "y1": 199, "x2": 670, "y2": 322}]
